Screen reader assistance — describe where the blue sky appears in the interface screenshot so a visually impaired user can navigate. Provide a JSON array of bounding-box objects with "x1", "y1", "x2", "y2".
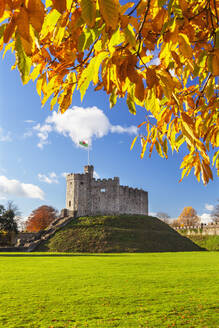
[{"x1": 0, "y1": 52, "x2": 218, "y2": 224}]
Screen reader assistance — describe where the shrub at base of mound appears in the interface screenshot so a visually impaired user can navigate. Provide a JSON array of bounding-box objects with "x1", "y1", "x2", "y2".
[
  {"x1": 38, "y1": 215, "x2": 205, "y2": 253},
  {"x1": 187, "y1": 235, "x2": 219, "y2": 251}
]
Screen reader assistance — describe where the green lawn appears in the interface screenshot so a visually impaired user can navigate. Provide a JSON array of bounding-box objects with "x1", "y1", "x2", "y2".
[{"x1": 0, "y1": 252, "x2": 218, "y2": 328}]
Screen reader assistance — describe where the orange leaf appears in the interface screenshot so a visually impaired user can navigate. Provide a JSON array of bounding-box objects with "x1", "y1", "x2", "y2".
[
  {"x1": 3, "y1": 18, "x2": 16, "y2": 43},
  {"x1": 15, "y1": 7, "x2": 30, "y2": 41},
  {"x1": 146, "y1": 68, "x2": 158, "y2": 89},
  {"x1": 26, "y1": 0, "x2": 45, "y2": 33},
  {"x1": 98, "y1": 0, "x2": 119, "y2": 30},
  {"x1": 20, "y1": 36, "x2": 34, "y2": 56},
  {"x1": 81, "y1": 0, "x2": 96, "y2": 28},
  {"x1": 212, "y1": 52, "x2": 219, "y2": 76},
  {"x1": 52, "y1": 0, "x2": 66, "y2": 13},
  {"x1": 135, "y1": 77, "x2": 144, "y2": 102},
  {"x1": 0, "y1": 0, "x2": 5, "y2": 18}
]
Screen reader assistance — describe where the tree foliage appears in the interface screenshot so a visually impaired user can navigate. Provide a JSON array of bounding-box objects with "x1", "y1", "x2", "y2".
[
  {"x1": 0, "y1": 0, "x2": 218, "y2": 183},
  {"x1": 211, "y1": 200, "x2": 219, "y2": 223},
  {"x1": 178, "y1": 206, "x2": 201, "y2": 226},
  {"x1": 0, "y1": 202, "x2": 19, "y2": 233},
  {"x1": 25, "y1": 205, "x2": 58, "y2": 232},
  {"x1": 156, "y1": 211, "x2": 170, "y2": 223}
]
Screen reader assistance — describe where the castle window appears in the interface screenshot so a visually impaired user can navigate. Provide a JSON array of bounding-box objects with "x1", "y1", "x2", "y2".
[
  {"x1": 80, "y1": 182, "x2": 84, "y2": 185},
  {"x1": 70, "y1": 182, "x2": 72, "y2": 185},
  {"x1": 101, "y1": 188, "x2": 106, "y2": 192},
  {"x1": 69, "y1": 201, "x2": 71, "y2": 207}
]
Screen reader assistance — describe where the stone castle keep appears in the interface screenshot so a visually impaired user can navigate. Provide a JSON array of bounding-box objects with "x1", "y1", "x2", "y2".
[{"x1": 66, "y1": 165, "x2": 148, "y2": 217}]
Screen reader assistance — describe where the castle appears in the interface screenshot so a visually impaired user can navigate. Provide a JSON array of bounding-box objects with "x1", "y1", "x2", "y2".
[{"x1": 66, "y1": 165, "x2": 148, "y2": 217}]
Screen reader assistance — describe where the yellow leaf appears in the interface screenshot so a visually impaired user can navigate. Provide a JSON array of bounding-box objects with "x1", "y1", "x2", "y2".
[
  {"x1": 124, "y1": 24, "x2": 136, "y2": 48},
  {"x1": 81, "y1": 0, "x2": 96, "y2": 27},
  {"x1": 59, "y1": 87, "x2": 73, "y2": 113},
  {"x1": 127, "y1": 93, "x2": 136, "y2": 114},
  {"x1": 41, "y1": 9, "x2": 61, "y2": 39},
  {"x1": 130, "y1": 135, "x2": 138, "y2": 150},
  {"x1": 98, "y1": 0, "x2": 119, "y2": 30},
  {"x1": 141, "y1": 138, "x2": 147, "y2": 158},
  {"x1": 26, "y1": 0, "x2": 45, "y2": 33},
  {"x1": 213, "y1": 150, "x2": 219, "y2": 166},
  {"x1": 92, "y1": 51, "x2": 108, "y2": 84},
  {"x1": 53, "y1": 26, "x2": 65, "y2": 46},
  {"x1": 178, "y1": 33, "x2": 193, "y2": 59},
  {"x1": 155, "y1": 141, "x2": 164, "y2": 158},
  {"x1": 29, "y1": 64, "x2": 42, "y2": 81},
  {"x1": 108, "y1": 28, "x2": 124, "y2": 53},
  {"x1": 36, "y1": 76, "x2": 43, "y2": 98},
  {"x1": 145, "y1": 88, "x2": 160, "y2": 117}
]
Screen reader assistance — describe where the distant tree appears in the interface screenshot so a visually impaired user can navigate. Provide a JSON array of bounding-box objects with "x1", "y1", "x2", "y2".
[
  {"x1": 178, "y1": 207, "x2": 200, "y2": 227},
  {"x1": 171, "y1": 219, "x2": 180, "y2": 228},
  {"x1": 156, "y1": 212, "x2": 170, "y2": 223},
  {"x1": 211, "y1": 201, "x2": 219, "y2": 224},
  {"x1": 0, "y1": 202, "x2": 19, "y2": 233},
  {"x1": 25, "y1": 206, "x2": 58, "y2": 232}
]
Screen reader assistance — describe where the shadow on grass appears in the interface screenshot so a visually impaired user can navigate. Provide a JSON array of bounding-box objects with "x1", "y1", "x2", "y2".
[{"x1": 0, "y1": 253, "x2": 128, "y2": 257}]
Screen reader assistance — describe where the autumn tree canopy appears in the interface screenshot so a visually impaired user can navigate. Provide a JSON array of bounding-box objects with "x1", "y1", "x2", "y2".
[
  {"x1": 178, "y1": 206, "x2": 201, "y2": 226},
  {"x1": 0, "y1": 0, "x2": 218, "y2": 183},
  {"x1": 25, "y1": 205, "x2": 58, "y2": 232}
]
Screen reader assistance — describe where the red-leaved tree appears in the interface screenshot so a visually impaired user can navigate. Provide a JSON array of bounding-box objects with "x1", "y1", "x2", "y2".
[{"x1": 25, "y1": 206, "x2": 58, "y2": 232}]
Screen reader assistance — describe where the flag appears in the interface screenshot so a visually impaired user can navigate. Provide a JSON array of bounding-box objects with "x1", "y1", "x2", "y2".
[{"x1": 79, "y1": 140, "x2": 88, "y2": 147}]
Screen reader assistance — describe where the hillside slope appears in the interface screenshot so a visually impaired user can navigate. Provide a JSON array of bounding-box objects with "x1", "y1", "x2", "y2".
[{"x1": 38, "y1": 215, "x2": 204, "y2": 253}]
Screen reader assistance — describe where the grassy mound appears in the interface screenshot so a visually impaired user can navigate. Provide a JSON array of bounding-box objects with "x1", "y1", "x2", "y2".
[
  {"x1": 187, "y1": 235, "x2": 219, "y2": 251},
  {"x1": 37, "y1": 215, "x2": 204, "y2": 253}
]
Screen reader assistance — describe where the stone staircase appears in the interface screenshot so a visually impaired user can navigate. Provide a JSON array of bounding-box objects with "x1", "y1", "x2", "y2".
[
  {"x1": 22, "y1": 213, "x2": 77, "y2": 252},
  {"x1": 0, "y1": 211, "x2": 77, "y2": 253}
]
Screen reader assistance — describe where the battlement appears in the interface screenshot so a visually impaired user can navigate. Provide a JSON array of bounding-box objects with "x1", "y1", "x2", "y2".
[{"x1": 66, "y1": 165, "x2": 148, "y2": 216}]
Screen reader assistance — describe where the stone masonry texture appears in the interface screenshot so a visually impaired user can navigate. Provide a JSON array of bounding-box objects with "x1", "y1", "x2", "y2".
[{"x1": 66, "y1": 166, "x2": 148, "y2": 217}]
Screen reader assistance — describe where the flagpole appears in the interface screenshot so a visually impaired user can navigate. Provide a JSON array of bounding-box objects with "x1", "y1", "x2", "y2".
[{"x1": 88, "y1": 144, "x2": 90, "y2": 165}]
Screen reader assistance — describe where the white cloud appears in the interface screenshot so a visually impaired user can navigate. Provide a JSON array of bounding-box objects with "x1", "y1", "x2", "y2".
[
  {"x1": 38, "y1": 172, "x2": 59, "y2": 184},
  {"x1": 34, "y1": 106, "x2": 137, "y2": 149},
  {"x1": 0, "y1": 127, "x2": 12, "y2": 142},
  {"x1": 61, "y1": 172, "x2": 69, "y2": 178},
  {"x1": 23, "y1": 130, "x2": 33, "y2": 138},
  {"x1": 24, "y1": 120, "x2": 35, "y2": 123},
  {"x1": 149, "y1": 212, "x2": 157, "y2": 217},
  {"x1": 205, "y1": 204, "x2": 214, "y2": 211},
  {"x1": 94, "y1": 171, "x2": 100, "y2": 179},
  {"x1": 0, "y1": 176, "x2": 44, "y2": 200},
  {"x1": 110, "y1": 125, "x2": 137, "y2": 134},
  {"x1": 199, "y1": 213, "x2": 213, "y2": 224},
  {"x1": 34, "y1": 123, "x2": 52, "y2": 148}
]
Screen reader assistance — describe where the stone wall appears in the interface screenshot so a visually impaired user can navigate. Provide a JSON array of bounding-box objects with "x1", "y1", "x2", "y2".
[
  {"x1": 66, "y1": 165, "x2": 148, "y2": 217},
  {"x1": 174, "y1": 224, "x2": 219, "y2": 236}
]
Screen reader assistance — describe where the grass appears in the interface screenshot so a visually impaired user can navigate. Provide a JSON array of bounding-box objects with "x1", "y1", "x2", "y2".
[
  {"x1": 185, "y1": 235, "x2": 219, "y2": 251},
  {"x1": 0, "y1": 252, "x2": 219, "y2": 327},
  {"x1": 38, "y1": 215, "x2": 203, "y2": 252}
]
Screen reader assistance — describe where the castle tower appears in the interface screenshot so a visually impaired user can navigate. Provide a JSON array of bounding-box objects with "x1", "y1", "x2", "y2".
[
  {"x1": 84, "y1": 165, "x2": 94, "y2": 178},
  {"x1": 66, "y1": 166, "x2": 94, "y2": 217}
]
